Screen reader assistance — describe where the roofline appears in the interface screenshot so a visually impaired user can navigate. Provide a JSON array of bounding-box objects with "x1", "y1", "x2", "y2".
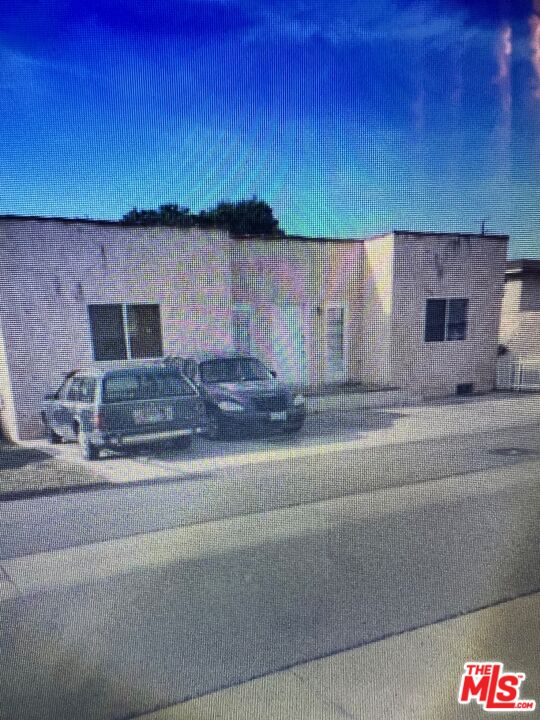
[
  {"x1": 0, "y1": 214, "x2": 228, "y2": 232},
  {"x1": 233, "y1": 234, "x2": 366, "y2": 243},
  {"x1": 0, "y1": 214, "x2": 121, "y2": 227},
  {"x1": 0, "y1": 215, "x2": 510, "y2": 242},
  {"x1": 506, "y1": 258, "x2": 540, "y2": 277},
  {"x1": 393, "y1": 229, "x2": 509, "y2": 241}
]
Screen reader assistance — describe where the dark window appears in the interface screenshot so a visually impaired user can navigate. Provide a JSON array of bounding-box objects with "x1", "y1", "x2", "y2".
[
  {"x1": 425, "y1": 299, "x2": 446, "y2": 342},
  {"x1": 103, "y1": 370, "x2": 195, "y2": 403},
  {"x1": 66, "y1": 377, "x2": 84, "y2": 401},
  {"x1": 88, "y1": 304, "x2": 127, "y2": 360},
  {"x1": 150, "y1": 371, "x2": 195, "y2": 397},
  {"x1": 126, "y1": 305, "x2": 163, "y2": 359},
  {"x1": 447, "y1": 299, "x2": 468, "y2": 341},
  {"x1": 103, "y1": 372, "x2": 139, "y2": 403},
  {"x1": 66, "y1": 376, "x2": 96, "y2": 402},
  {"x1": 425, "y1": 298, "x2": 468, "y2": 342},
  {"x1": 57, "y1": 377, "x2": 73, "y2": 401},
  {"x1": 199, "y1": 358, "x2": 272, "y2": 383},
  {"x1": 79, "y1": 377, "x2": 97, "y2": 402},
  {"x1": 88, "y1": 303, "x2": 163, "y2": 361}
]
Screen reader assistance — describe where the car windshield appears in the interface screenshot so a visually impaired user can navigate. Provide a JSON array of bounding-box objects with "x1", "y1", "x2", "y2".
[
  {"x1": 103, "y1": 369, "x2": 195, "y2": 403},
  {"x1": 199, "y1": 358, "x2": 272, "y2": 383}
]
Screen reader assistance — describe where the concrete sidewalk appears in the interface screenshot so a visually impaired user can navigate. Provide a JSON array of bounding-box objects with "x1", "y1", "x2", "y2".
[{"x1": 139, "y1": 592, "x2": 540, "y2": 720}]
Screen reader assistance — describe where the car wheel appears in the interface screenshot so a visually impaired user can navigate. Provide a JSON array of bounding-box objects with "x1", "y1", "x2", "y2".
[
  {"x1": 205, "y1": 414, "x2": 224, "y2": 440},
  {"x1": 285, "y1": 421, "x2": 303, "y2": 434},
  {"x1": 79, "y1": 431, "x2": 99, "y2": 461},
  {"x1": 46, "y1": 425, "x2": 62, "y2": 444},
  {"x1": 173, "y1": 434, "x2": 193, "y2": 450}
]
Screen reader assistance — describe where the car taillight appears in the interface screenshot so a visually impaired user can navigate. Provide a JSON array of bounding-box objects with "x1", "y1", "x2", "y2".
[{"x1": 93, "y1": 411, "x2": 104, "y2": 430}]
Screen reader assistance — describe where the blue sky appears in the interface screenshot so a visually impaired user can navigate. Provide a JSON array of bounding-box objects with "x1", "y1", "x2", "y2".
[{"x1": 1, "y1": 0, "x2": 540, "y2": 257}]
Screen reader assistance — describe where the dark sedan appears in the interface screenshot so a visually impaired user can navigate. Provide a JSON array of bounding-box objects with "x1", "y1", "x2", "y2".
[{"x1": 171, "y1": 355, "x2": 306, "y2": 439}]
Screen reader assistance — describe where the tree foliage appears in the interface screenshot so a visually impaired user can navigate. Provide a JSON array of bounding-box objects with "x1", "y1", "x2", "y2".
[{"x1": 120, "y1": 198, "x2": 283, "y2": 236}]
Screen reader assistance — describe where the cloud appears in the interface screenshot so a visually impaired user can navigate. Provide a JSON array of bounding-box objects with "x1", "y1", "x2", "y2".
[{"x1": 244, "y1": 1, "x2": 464, "y2": 47}]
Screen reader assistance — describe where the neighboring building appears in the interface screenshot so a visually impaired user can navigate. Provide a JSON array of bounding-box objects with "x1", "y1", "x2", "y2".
[
  {"x1": 499, "y1": 259, "x2": 540, "y2": 358},
  {"x1": 0, "y1": 216, "x2": 509, "y2": 440}
]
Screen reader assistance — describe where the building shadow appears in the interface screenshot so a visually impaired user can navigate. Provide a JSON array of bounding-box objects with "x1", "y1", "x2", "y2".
[{"x1": 0, "y1": 445, "x2": 53, "y2": 470}]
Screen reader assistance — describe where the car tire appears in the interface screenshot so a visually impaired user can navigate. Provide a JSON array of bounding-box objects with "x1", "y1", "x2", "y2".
[
  {"x1": 173, "y1": 434, "x2": 193, "y2": 450},
  {"x1": 46, "y1": 425, "x2": 62, "y2": 444},
  {"x1": 79, "y1": 432, "x2": 99, "y2": 461},
  {"x1": 205, "y1": 414, "x2": 225, "y2": 440},
  {"x1": 285, "y1": 421, "x2": 303, "y2": 434}
]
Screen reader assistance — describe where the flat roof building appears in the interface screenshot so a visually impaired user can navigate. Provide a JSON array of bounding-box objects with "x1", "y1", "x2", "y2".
[{"x1": 0, "y1": 216, "x2": 508, "y2": 440}]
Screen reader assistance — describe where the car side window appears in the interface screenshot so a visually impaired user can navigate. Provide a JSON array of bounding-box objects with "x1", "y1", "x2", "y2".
[
  {"x1": 66, "y1": 378, "x2": 84, "y2": 402},
  {"x1": 79, "y1": 377, "x2": 97, "y2": 403},
  {"x1": 57, "y1": 377, "x2": 73, "y2": 401}
]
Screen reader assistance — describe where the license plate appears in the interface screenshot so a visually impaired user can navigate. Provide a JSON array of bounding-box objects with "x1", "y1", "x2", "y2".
[
  {"x1": 270, "y1": 411, "x2": 287, "y2": 421},
  {"x1": 133, "y1": 406, "x2": 173, "y2": 425}
]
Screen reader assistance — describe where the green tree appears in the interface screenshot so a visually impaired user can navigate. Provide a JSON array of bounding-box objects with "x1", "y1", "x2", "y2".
[
  {"x1": 120, "y1": 198, "x2": 283, "y2": 236},
  {"x1": 121, "y1": 204, "x2": 193, "y2": 227},
  {"x1": 198, "y1": 198, "x2": 282, "y2": 236}
]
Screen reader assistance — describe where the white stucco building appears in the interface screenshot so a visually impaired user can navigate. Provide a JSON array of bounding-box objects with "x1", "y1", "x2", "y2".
[{"x1": 0, "y1": 216, "x2": 509, "y2": 440}]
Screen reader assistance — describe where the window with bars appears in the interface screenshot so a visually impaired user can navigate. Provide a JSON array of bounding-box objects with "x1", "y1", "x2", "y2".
[
  {"x1": 424, "y1": 298, "x2": 469, "y2": 342},
  {"x1": 88, "y1": 304, "x2": 163, "y2": 361}
]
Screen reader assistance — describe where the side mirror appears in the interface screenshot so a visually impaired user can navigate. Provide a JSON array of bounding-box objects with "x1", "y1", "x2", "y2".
[{"x1": 270, "y1": 369, "x2": 277, "y2": 378}]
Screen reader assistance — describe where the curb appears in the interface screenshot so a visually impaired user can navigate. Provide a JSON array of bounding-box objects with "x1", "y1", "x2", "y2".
[{"x1": 306, "y1": 388, "x2": 418, "y2": 413}]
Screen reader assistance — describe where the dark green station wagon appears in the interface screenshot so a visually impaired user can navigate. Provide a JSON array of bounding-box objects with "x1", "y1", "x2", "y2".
[{"x1": 41, "y1": 363, "x2": 204, "y2": 460}]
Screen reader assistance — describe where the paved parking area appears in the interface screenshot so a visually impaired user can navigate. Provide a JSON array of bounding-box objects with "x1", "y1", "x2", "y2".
[
  {"x1": 24, "y1": 407, "x2": 388, "y2": 485},
  {"x1": 0, "y1": 442, "x2": 98, "y2": 497},
  {"x1": 16, "y1": 393, "x2": 540, "y2": 490}
]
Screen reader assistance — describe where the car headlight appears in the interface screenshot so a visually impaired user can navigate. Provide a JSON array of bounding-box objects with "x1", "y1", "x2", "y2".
[
  {"x1": 218, "y1": 400, "x2": 244, "y2": 412},
  {"x1": 293, "y1": 394, "x2": 305, "y2": 406}
]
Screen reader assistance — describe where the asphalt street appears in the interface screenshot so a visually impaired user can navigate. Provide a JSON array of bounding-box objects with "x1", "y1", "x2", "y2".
[
  {"x1": 0, "y1": 398, "x2": 539, "y2": 720},
  {"x1": 1, "y1": 457, "x2": 539, "y2": 720},
  {"x1": 1, "y1": 418, "x2": 539, "y2": 559}
]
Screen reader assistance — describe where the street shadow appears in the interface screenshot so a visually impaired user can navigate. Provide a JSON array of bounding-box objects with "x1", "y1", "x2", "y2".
[
  {"x1": 309, "y1": 407, "x2": 406, "y2": 436},
  {"x1": 0, "y1": 445, "x2": 53, "y2": 470},
  {"x1": 3, "y1": 476, "x2": 538, "y2": 720}
]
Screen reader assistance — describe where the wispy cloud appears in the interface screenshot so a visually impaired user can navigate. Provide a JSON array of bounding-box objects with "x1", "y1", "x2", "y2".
[
  {"x1": 529, "y1": 13, "x2": 540, "y2": 98},
  {"x1": 244, "y1": 1, "x2": 465, "y2": 47},
  {"x1": 495, "y1": 24, "x2": 512, "y2": 113}
]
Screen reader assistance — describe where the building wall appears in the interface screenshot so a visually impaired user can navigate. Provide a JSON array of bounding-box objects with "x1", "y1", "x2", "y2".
[
  {"x1": 0, "y1": 219, "x2": 512, "y2": 438},
  {"x1": 391, "y1": 233, "x2": 509, "y2": 396},
  {"x1": 0, "y1": 319, "x2": 18, "y2": 441},
  {"x1": 230, "y1": 239, "x2": 364, "y2": 386},
  {"x1": 520, "y1": 274, "x2": 540, "y2": 311},
  {"x1": 499, "y1": 275, "x2": 540, "y2": 357},
  {"x1": 0, "y1": 220, "x2": 234, "y2": 439},
  {"x1": 358, "y1": 234, "x2": 395, "y2": 386}
]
